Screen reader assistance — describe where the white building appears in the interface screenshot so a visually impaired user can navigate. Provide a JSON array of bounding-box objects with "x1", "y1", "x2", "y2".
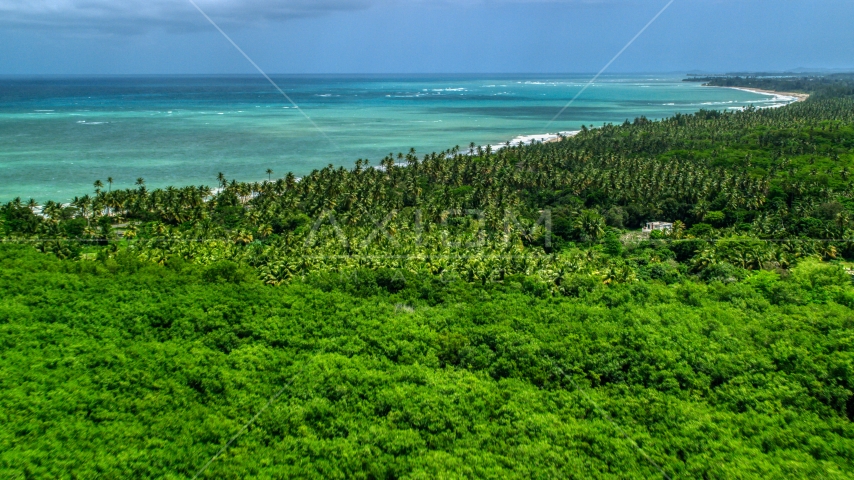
[{"x1": 643, "y1": 221, "x2": 673, "y2": 233}]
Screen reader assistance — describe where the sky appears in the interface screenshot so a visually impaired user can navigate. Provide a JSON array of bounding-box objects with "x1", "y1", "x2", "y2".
[{"x1": 0, "y1": 0, "x2": 852, "y2": 74}]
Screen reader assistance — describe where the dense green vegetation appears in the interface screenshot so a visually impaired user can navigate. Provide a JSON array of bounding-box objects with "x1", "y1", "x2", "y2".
[
  {"x1": 686, "y1": 73, "x2": 854, "y2": 99},
  {"x1": 5, "y1": 94, "x2": 854, "y2": 286},
  {"x1": 2, "y1": 245, "x2": 854, "y2": 478},
  {"x1": 3, "y1": 75, "x2": 854, "y2": 477}
]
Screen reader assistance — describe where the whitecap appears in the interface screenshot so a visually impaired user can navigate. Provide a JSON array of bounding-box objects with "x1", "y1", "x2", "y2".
[
  {"x1": 699, "y1": 101, "x2": 737, "y2": 106},
  {"x1": 488, "y1": 130, "x2": 581, "y2": 151}
]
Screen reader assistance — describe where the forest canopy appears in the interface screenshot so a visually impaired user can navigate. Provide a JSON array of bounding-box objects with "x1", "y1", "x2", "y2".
[{"x1": 3, "y1": 74, "x2": 854, "y2": 478}]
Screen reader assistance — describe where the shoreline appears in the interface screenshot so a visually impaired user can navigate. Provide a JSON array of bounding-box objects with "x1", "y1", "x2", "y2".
[
  {"x1": 724, "y1": 86, "x2": 810, "y2": 102},
  {"x1": 7, "y1": 86, "x2": 807, "y2": 203},
  {"x1": 489, "y1": 130, "x2": 580, "y2": 151},
  {"x1": 705, "y1": 85, "x2": 809, "y2": 109},
  {"x1": 494, "y1": 85, "x2": 810, "y2": 150}
]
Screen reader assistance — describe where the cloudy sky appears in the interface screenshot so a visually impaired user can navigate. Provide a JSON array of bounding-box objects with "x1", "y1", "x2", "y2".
[{"x1": 0, "y1": 0, "x2": 851, "y2": 74}]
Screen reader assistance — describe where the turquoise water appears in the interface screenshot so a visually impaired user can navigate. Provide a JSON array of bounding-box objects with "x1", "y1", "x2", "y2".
[{"x1": 0, "y1": 75, "x2": 786, "y2": 202}]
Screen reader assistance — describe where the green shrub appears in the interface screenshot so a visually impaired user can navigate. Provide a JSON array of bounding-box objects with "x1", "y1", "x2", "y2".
[
  {"x1": 202, "y1": 260, "x2": 250, "y2": 284},
  {"x1": 700, "y1": 262, "x2": 746, "y2": 283}
]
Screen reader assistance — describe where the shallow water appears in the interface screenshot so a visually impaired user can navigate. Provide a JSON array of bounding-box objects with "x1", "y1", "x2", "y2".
[{"x1": 0, "y1": 74, "x2": 786, "y2": 201}]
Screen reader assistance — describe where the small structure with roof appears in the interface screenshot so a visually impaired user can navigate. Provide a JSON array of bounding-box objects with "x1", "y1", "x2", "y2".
[{"x1": 643, "y1": 221, "x2": 673, "y2": 233}]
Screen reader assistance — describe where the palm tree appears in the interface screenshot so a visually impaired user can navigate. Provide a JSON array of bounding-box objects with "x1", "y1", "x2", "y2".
[
  {"x1": 574, "y1": 210, "x2": 605, "y2": 242},
  {"x1": 94, "y1": 180, "x2": 104, "y2": 194},
  {"x1": 72, "y1": 195, "x2": 92, "y2": 227},
  {"x1": 266, "y1": 168, "x2": 273, "y2": 182},
  {"x1": 670, "y1": 220, "x2": 686, "y2": 239},
  {"x1": 258, "y1": 224, "x2": 273, "y2": 238},
  {"x1": 123, "y1": 223, "x2": 138, "y2": 239},
  {"x1": 235, "y1": 229, "x2": 254, "y2": 245},
  {"x1": 107, "y1": 177, "x2": 113, "y2": 192}
]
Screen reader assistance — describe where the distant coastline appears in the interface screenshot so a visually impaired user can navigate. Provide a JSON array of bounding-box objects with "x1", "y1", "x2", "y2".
[
  {"x1": 726, "y1": 86, "x2": 810, "y2": 102},
  {"x1": 709, "y1": 85, "x2": 809, "y2": 106},
  {"x1": 505, "y1": 85, "x2": 811, "y2": 150}
]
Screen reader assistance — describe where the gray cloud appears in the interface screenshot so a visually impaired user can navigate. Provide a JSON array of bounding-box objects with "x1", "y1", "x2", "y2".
[
  {"x1": 0, "y1": 0, "x2": 377, "y2": 33},
  {"x1": 0, "y1": 0, "x2": 633, "y2": 33}
]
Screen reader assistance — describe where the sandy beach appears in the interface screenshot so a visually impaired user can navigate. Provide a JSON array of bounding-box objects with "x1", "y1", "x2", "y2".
[{"x1": 723, "y1": 86, "x2": 810, "y2": 103}]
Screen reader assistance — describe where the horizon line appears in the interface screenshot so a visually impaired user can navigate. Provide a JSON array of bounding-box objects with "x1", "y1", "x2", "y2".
[{"x1": 2, "y1": 70, "x2": 853, "y2": 78}]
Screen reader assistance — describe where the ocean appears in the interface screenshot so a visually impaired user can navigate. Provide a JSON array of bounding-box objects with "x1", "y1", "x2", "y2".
[{"x1": 0, "y1": 74, "x2": 792, "y2": 202}]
